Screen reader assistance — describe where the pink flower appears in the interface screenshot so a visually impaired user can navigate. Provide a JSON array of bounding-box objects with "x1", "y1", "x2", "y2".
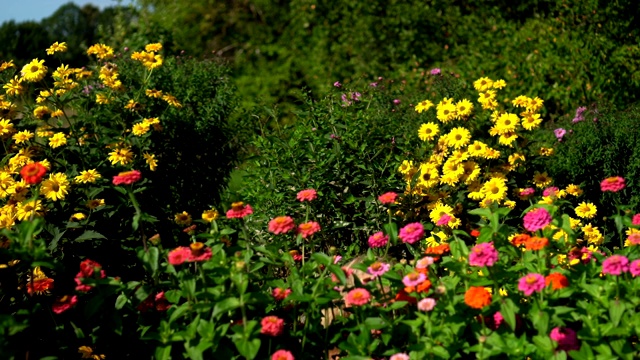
[
  {"x1": 542, "y1": 186, "x2": 559, "y2": 197},
  {"x1": 155, "y1": 292, "x2": 171, "y2": 311},
  {"x1": 402, "y1": 271, "x2": 426, "y2": 287},
  {"x1": 632, "y1": 214, "x2": 640, "y2": 225},
  {"x1": 271, "y1": 349, "x2": 295, "y2": 360},
  {"x1": 550, "y1": 327, "x2": 580, "y2": 351},
  {"x1": 436, "y1": 214, "x2": 452, "y2": 226},
  {"x1": 518, "y1": 273, "x2": 545, "y2": 296},
  {"x1": 602, "y1": 255, "x2": 629, "y2": 275},
  {"x1": 75, "y1": 259, "x2": 106, "y2": 292},
  {"x1": 523, "y1": 208, "x2": 552, "y2": 232},
  {"x1": 519, "y1": 188, "x2": 535, "y2": 197},
  {"x1": 188, "y1": 242, "x2": 212, "y2": 262},
  {"x1": 333, "y1": 255, "x2": 342, "y2": 264},
  {"x1": 112, "y1": 170, "x2": 141, "y2": 185},
  {"x1": 493, "y1": 312, "x2": 504, "y2": 329},
  {"x1": 268, "y1": 216, "x2": 295, "y2": 234},
  {"x1": 296, "y1": 189, "x2": 317, "y2": 202},
  {"x1": 367, "y1": 261, "x2": 390, "y2": 278},
  {"x1": 378, "y1": 192, "x2": 398, "y2": 204},
  {"x1": 345, "y1": 288, "x2": 371, "y2": 306},
  {"x1": 261, "y1": 316, "x2": 284, "y2": 336},
  {"x1": 416, "y1": 256, "x2": 434, "y2": 270},
  {"x1": 272, "y1": 288, "x2": 292, "y2": 301},
  {"x1": 468, "y1": 242, "x2": 499, "y2": 267},
  {"x1": 226, "y1": 202, "x2": 253, "y2": 218},
  {"x1": 168, "y1": 247, "x2": 191, "y2": 266},
  {"x1": 554, "y1": 128, "x2": 566, "y2": 141},
  {"x1": 600, "y1": 176, "x2": 625, "y2": 192},
  {"x1": 627, "y1": 233, "x2": 640, "y2": 246},
  {"x1": 390, "y1": 354, "x2": 410, "y2": 360},
  {"x1": 417, "y1": 298, "x2": 436, "y2": 311},
  {"x1": 368, "y1": 232, "x2": 389, "y2": 248},
  {"x1": 297, "y1": 221, "x2": 321, "y2": 238},
  {"x1": 52, "y1": 295, "x2": 78, "y2": 314},
  {"x1": 398, "y1": 222, "x2": 424, "y2": 244},
  {"x1": 629, "y1": 260, "x2": 640, "y2": 277}
]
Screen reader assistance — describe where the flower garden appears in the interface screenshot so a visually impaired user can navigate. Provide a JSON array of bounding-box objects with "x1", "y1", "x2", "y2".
[{"x1": 2, "y1": 35, "x2": 640, "y2": 360}]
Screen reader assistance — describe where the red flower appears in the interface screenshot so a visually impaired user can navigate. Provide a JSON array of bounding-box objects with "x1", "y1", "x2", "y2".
[
  {"x1": 75, "y1": 259, "x2": 105, "y2": 292},
  {"x1": 470, "y1": 229, "x2": 481, "y2": 237},
  {"x1": 112, "y1": 170, "x2": 142, "y2": 185},
  {"x1": 545, "y1": 273, "x2": 569, "y2": 290},
  {"x1": 20, "y1": 162, "x2": 47, "y2": 184},
  {"x1": 26, "y1": 278, "x2": 54, "y2": 295},
  {"x1": 52, "y1": 295, "x2": 78, "y2": 314},
  {"x1": 155, "y1": 292, "x2": 171, "y2": 311},
  {"x1": 260, "y1": 316, "x2": 285, "y2": 336},
  {"x1": 378, "y1": 192, "x2": 398, "y2": 204},
  {"x1": 188, "y1": 242, "x2": 212, "y2": 262}
]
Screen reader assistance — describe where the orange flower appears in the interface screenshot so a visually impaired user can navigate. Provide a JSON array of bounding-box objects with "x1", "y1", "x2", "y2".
[
  {"x1": 425, "y1": 244, "x2": 450, "y2": 260},
  {"x1": 545, "y1": 272, "x2": 569, "y2": 290},
  {"x1": 464, "y1": 286, "x2": 492, "y2": 309},
  {"x1": 524, "y1": 236, "x2": 549, "y2": 251},
  {"x1": 404, "y1": 278, "x2": 432, "y2": 294},
  {"x1": 511, "y1": 233, "x2": 530, "y2": 247}
]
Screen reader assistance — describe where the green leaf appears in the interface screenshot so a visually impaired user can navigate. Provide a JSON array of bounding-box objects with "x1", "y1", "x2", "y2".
[
  {"x1": 211, "y1": 298, "x2": 241, "y2": 319},
  {"x1": 609, "y1": 300, "x2": 625, "y2": 327},
  {"x1": 115, "y1": 293, "x2": 128, "y2": 310},
  {"x1": 500, "y1": 298, "x2": 519, "y2": 330},
  {"x1": 232, "y1": 336, "x2": 260, "y2": 359},
  {"x1": 383, "y1": 222, "x2": 398, "y2": 245},
  {"x1": 74, "y1": 230, "x2": 106, "y2": 242},
  {"x1": 164, "y1": 290, "x2": 181, "y2": 304},
  {"x1": 311, "y1": 252, "x2": 332, "y2": 266},
  {"x1": 155, "y1": 346, "x2": 172, "y2": 360},
  {"x1": 169, "y1": 302, "x2": 190, "y2": 323}
]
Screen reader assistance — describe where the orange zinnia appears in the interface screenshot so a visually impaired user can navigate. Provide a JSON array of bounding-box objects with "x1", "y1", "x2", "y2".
[
  {"x1": 511, "y1": 233, "x2": 530, "y2": 247},
  {"x1": 425, "y1": 244, "x2": 450, "y2": 260},
  {"x1": 545, "y1": 272, "x2": 569, "y2": 290},
  {"x1": 404, "y1": 278, "x2": 432, "y2": 294},
  {"x1": 464, "y1": 286, "x2": 492, "y2": 309},
  {"x1": 524, "y1": 236, "x2": 549, "y2": 251}
]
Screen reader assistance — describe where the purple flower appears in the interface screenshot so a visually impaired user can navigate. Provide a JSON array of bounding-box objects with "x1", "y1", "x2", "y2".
[
  {"x1": 550, "y1": 327, "x2": 580, "y2": 352},
  {"x1": 430, "y1": 68, "x2": 441, "y2": 75},
  {"x1": 333, "y1": 81, "x2": 342, "y2": 88},
  {"x1": 393, "y1": 99, "x2": 401, "y2": 105},
  {"x1": 369, "y1": 82, "x2": 378, "y2": 87},
  {"x1": 554, "y1": 128, "x2": 566, "y2": 141},
  {"x1": 341, "y1": 93, "x2": 352, "y2": 106},
  {"x1": 351, "y1": 92, "x2": 362, "y2": 101},
  {"x1": 572, "y1": 106, "x2": 587, "y2": 123}
]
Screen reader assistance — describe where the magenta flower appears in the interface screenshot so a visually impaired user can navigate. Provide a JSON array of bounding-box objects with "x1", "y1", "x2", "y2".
[
  {"x1": 600, "y1": 176, "x2": 626, "y2": 192},
  {"x1": 468, "y1": 242, "x2": 499, "y2": 267},
  {"x1": 519, "y1": 188, "x2": 535, "y2": 197},
  {"x1": 632, "y1": 214, "x2": 640, "y2": 225},
  {"x1": 542, "y1": 186, "x2": 559, "y2": 197},
  {"x1": 554, "y1": 128, "x2": 566, "y2": 141},
  {"x1": 398, "y1": 222, "x2": 424, "y2": 244},
  {"x1": 430, "y1": 68, "x2": 441, "y2": 76},
  {"x1": 518, "y1": 273, "x2": 545, "y2": 296},
  {"x1": 572, "y1": 106, "x2": 587, "y2": 123},
  {"x1": 366, "y1": 261, "x2": 390, "y2": 278},
  {"x1": 368, "y1": 232, "x2": 389, "y2": 248},
  {"x1": 417, "y1": 298, "x2": 436, "y2": 311},
  {"x1": 436, "y1": 214, "x2": 452, "y2": 226},
  {"x1": 602, "y1": 255, "x2": 629, "y2": 275},
  {"x1": 402, "y1": 271, "x2": 426, "y2": 287},
  {"x1": 629, "y1": 260, "x2": 640, "y2": 277},
  {"x1": 333, "y1": 81, "x2": 342, "y2": 88},
  {"x1": 550, "y1": 327, "x2": 580, "y2": 351},
  {"x1": 523, "y1": 208, "x2": 552, "y2": 232}
]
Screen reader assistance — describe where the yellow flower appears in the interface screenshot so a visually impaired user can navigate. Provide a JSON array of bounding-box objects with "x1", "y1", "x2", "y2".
[
  {"x1": 521, "y1": 113, "x2": 542, "y2": 130},
  {"x1": 16, "y1": 199, "x2": 43, "y2": 221},
  {"x1": 96, "y1": 94, "x2": 111, "y2": 104},
  {"x1": 527, "y1": 97, "x2": 544, "y2": 112},
  {"x1": 0, "y1": 119, "x2": 15, "y2": 136},
  {"x1": 0, "y1": 60, "x2": 15, "y2": 72},
  {"x1": 415, "y1": 99, "x2": 434, "y2": 113},
  {"x1": 78, "y1": 346, "x2": 93, "y2": 358},
  {"x1": 145, "y1": 89, "x2": 163, "y2": 98},
  {"x1": 473, "y1": 77, "x2": 494, "y2": 92},
  {"x1": 492, "y1": 79, "x2": 506, "y2": 89},
  {"x1": 508, "y1": 153, "x2": 526, "y2": 166},
  {"x1": 495, "y1": 113, "x2": 519, "y2": 134},
  {"x1": 87, "y1": 44, "x2": 114, "y2": 60},
  {"x1": 41, "y1": 173, "x2": 70, "y2": 201},
  {"x1": 568, "y1": 217, "x2": 582, "y2": 229},
  {"x1": 512, "y1": 95, "x2": 531, "y2": 107},
  {"x1": 398, "y1": 160, "x2": 414, "y2": 175},
  {"x1": 202, "y1": 209, "x2": 219, "y2": 222},
  {"x1": 145, "y1": 43, "x2": 163, "y2": 52},
  {"x1": 162, "y1": 94, "x2": 182, "y2": 108},
  {"x1": 498, "y1": 132, "x2": 518, "y2": 147},
  {"x1": 70, "y1": 213, "x2": 86, "y2": 221},
  {"x1": 75, "y1": 170, "x2": 102, "y2": 184},
  {"x1": 108, "y1": 147, "x2": 134, "y2": 166},
  {"x1": 86, "y1": 199, "x2": 105, "y2": 210},
  {"x1": 467, "y1": 141, "x2": 487, "y2": 157},
  {"x1": 565, "y1": 184, "x2": 582, "y2": 196},
  {"x1": 481, "y1": 177, "x2": 508, "y2": 202},
  {"x1": 575, "y1": 202, "x2": 597, "y2": 219},
  {"x1": 132, "y1": 123, "x2": 150, "y2": 136},
  {"x1": 3, "y1": 76, "x2": 24, "y2": 96},
  {"x1": 532, "y1": 171, "x2": 552, "y2": 188},
  {"x1": 436, "y1": 102, "x2": 457, "y2": 123},
  {"x1": 429, "y1": 203, "x2": 454, "y2": 224},
  {"x1": 49, "y1": 133, "x2": 67, "y2": 148},
  {"x1": 20, "y1": 59, "x2": 48, "y2": 82},
  {"x1": 446, "y1": 127, "x2": 471, "y2": 149},
  {"x1": 124, "y1": 99, "x2": 141, "y2": 111},
  {"x1": 418, "y1": 123, "x2": 439, "y2": 141},
  {"x1": 539, "y1": 147, "x2": 554, "y2": 156},
  {"x1": 143, "y1": 54, "x2": 163, "y2": 69},
  {"x1": 504, "y1": 200, "x2": 516, "y2": 209},
  {"x1": 455, "y1": 99, "x2": 473, "y2": 118},
  {"x1": 144, "y1": 153, "x2": 158, "y2": 171},
  {"x1": 460, "y1": 161, "x2": 480, "y2": 184},
  {"x1": 46, "y1": 42, "x2": 68, "y2": 55},
  {"x1": 33, "y1": 106, "x2": 50, "y2": 119},
  {"x1": 174, "y1": 211, "x2": 192, "y2": 226}
]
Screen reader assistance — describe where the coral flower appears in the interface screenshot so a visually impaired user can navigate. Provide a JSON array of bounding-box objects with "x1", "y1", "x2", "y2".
[
  {"x1": 168, "y1": 247, "x2": 191, "y2": 266},
  {"x1": 519, "y1": 188, "x2": 535, "y2": 197},
  {"x1": 26, "y1": 277, "x2": 54, "y2": 295},
  {"x1": 518, "y1": 273, "x2": 545, "y2": 296},
  {"x1": 602, "y1": 255, "x2": 629, "y2": 276},
  {"x1": 272, "y1": 288, "x2": 292, "y2": 301},
  {"x1": 550, "y1": 327, "x2": 580, "y2": 351},
  {"x1": 367, "y1": 231, "x2": 389, "y2": 248},
  {"x1": 464, "y1": 286, "x2": 492, "y2": 309},
  {"x1": 52, "y1": 295, "x2": 78, "y2": 314},
  {"x1": 542, "y1": 186, "x2": 559, "y2": 197},
  {"x1": 367, "y1": 261, "x2": 390, "y2": 278},
  {"x1": 545, "y1": 272, "x2": 569, "y2": 290},
  {"x1": 468, "y1": 242, "x2": 499, "y2": 267},
  {"x1": 378, "y1": 192, "x2": 398, "y2": 204},
  {"x1": 20, "y1": 162, "x2": 47, "y2": 184},
  {"x1": 415, "y1": 256, "x2": 434, "y2": 271},
  {"x1": 75, "y1": 259, "x2": 105, "y2": 292},
  {"x1": 390, "y1": 354, "x2": 410, "y2": 360},
  {"x1": 398, "y1": 222, "x2": 424, "y2": 244},
  {"x1": 524, "y1": 236, "x2": 549, "y2": 251},
  {"x1": 226, "y1": 202, "x2": 253, "y2": 218},
  {"x1": 417, "y1": 298, "x2": 436, "y2": 312},
  {"x1": 345, "y1": 288, "x2": 371, "y2": 306},
  {"x1": 296, "y1": 189, "x2": 317, "y2": 202},
  {"x1": 629, "y1": 259, "x2": 640, "y2": 277},
  {"x1": 268, "y1": 216, "x2": 295, "y2": 234},
  {"x1": 260, "y1": 316, "x2": 285, "y2": 337},
  {"x1": 271, "y1": 350, "x2": 295, "y2": 360},
  {"x1": 112, "y1": 170, "x2": 142, "y2": 185},
  {"x1": 188, "y1": 242, "x2": 212, "y2": 262},
  {"x1": 523, "y1": 208, "x2": 552, "y2": 232},
  {"x1": 297, "y1": 221, "x2": 321, "y2": 238},
  {"x1": 600, "y1": 176, "x2": 625, "y2": 192}
]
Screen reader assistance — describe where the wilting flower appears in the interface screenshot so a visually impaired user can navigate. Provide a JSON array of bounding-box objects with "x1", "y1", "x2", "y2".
[
  {"x1": 52, "y1": 295, "x2": 78, "y2": 314},
  {"x1": 550, "y1": 327, "x2": 580, "y2": 351}
]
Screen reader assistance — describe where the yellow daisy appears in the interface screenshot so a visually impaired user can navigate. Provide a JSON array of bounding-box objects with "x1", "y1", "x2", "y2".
[
  {"x1": 415, "y1": 99, "x2": 434, "y2": 113},
  {"x1": 41, "y1": 173, "x2": 70, "y2": 201},
  {"x1": 418, "y1": 123, "x2": 439, "y2": 141},
  {"x1": 575, "y1": 202, "x2": 597, "y2": 219},
  {"x1": 20, "y1": 59, "x2": 48, "y2": 82}
]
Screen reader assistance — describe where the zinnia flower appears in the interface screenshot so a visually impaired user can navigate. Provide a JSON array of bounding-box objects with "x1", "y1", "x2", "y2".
[
  {"x1": 168, "y1": 247, "x2": 191, "y2": 266},
  {"x1": 602, "y1": 255, "x2": 629, "y2": 275},
  {"x1": 52, "y1": 295, "x2": 77, "y2": 314},
  {"x1": 523, "y1": 208, "x2": 552, "y2": 232},
  {"x1": 296, "y1": 189, "x2": 317, "y2": 202},
  {"x1": 188, "y1": 242, "x2": 212, "y2": 262},
  {"x1": 112, "y1": 170, "x2": 141, "y2": 185},
  {"x1": 271, "y1": 350, "x2": 295, "y2": 360},
  {"x1": 345, "y1": 288, "x2": 371, "y2": 306},
  {"x1": 390, "y1": 354, "x2": 410, "y2": 360},
  {"x1": 554, "y1": 128, "x2": 566, "y2": 141},
  {"x1": 600, "y1": 176, "x2": 625, "y2": 192},
  {"x1": 629, "y1": 259, "x2": 640, "y2": 277},
  {"x1": 226, "y1": 202, "x2": 253, "y2": 218},
  {"x1": 518, "y1": 273, "x2": 545, "y2": 296},
  {"x1": 272, "y1": 288, "x2": 292, "y2": 301},
  {"x1": 368, "y1": 232, "x2": 389, "y2": 248},
  {"x1": 297, "y1": 221, "x2": 320, "y2": 238},
  {"x1": 402, "y1": 271, "x2": 426, "y2": 287},
  {"x1": 268, "y1": 216, "x2": 295, "y2": 234},
  {"x1": 398, "y1": 222, "x2": 424, "y2": 244},
  {"x1": 417, "y1": 298, "x2": 436, "y2": 311},
  {"x1": 378, "y1": 192, "x2": 397, "y2": 204},
  {"x1": 550, "y1": 327, "x2": 580, "y2": 351},
  {"x1": 436, "y1": 214, "x2": 452, "y2": 226},
  {"x1": 464, "y1": 286, "x2": 492, "y2": 309},
  {"x1": 545, "y1": 272, "x2": 569, "y2": 290},
  {"x1": 468, "y1": 242, "x2": 499, "y2": 267},
  {"x1": 367, "y1": 261, "x2": 390, "y2": 278},
  {"x1": 260, "y1": 316, "x2": 284, "y2": 336},
  {"x1": 524, "y1": 236, "x2": 549, "y2": 251},
  {"x1": 20, "y1": 162, "x2": 47, "y2": 184}
]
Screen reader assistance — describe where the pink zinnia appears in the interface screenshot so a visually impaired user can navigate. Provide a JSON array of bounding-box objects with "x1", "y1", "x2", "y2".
[
  {"x1": 272, "y1": 288, "x2": 292, "y2": 301},
  {"x1": 600, "y1": 176, "x2": 625, "y2": 192},
  {"x1": 519, "y1": 188, "x2": 535, "y2": 197},
  {"x1": 378, "y1": 192, "x2": 397, "y2": 204},
  {"x1": 632, "y1": 214, "x2": 640, "y2": 225},
  {"x1": 168, "y1": 247, "x2": 190, "y2": 265},
  {"x1": 345, "y1": 288, "x2": 371, "y2": 306},
  {"x1": 436, "y1": 214, "x2": 452, "y2": 226},
  {"x1": 629, "y1": 260, "x2": 640, "y2": 277},
  {"x1": 260, "y1": 316, "x2": 284, "y2": 336},
  {"x1": 271, "y1": 350, "x2": 295, "y2": 360},
  {"x1": 155, "y1": 292, "x2": 171, "y2": 311},
  {"x1": 52, "y1": 295, "x2": 78, "y2": 314},
  {"x1": 402, "y1": 271, "x2": 426, "y2": 287},
  {"x1": 542, "y1": 186, "x2": 559, "y2": 197},
  {"x1": 297, "y1": 221, "x2": 321, "y2": 238},
  {"x1": 398, "y1": 222, "x2": 424, "y2": 244},
  {"x1": 368, "y1": 232, "x2": 389, "y2": 248},
  {"x1": 518, "y1": 273, "x2": 545, "y2": 296},
  {"x1": 390, "y1": 354, "x2": 410, "y2": 360},
  {"x1": 296, "y1": 189, "x2": 317, "y2": 202},
  {"x1": 226, "y1": 202, "x2": 253, "y2": 218},
  {"x1": 550, "y1": 327, "x2": 580, "y2": 351},
  {"x1": 523, "y1": 208, "x2": 552, "y2": 232},
  {"x1": 112, "y1": 170, "x2": 141, "y2": 185},
  {"x1": 417, "y1": 298, "x2": 436, "y2": 311},
  {"x1": 367, "y1": 261, "x2": 390, "y2": 278},
  {"x1": 468, "y1": 242, "x2": 499, "y2": 267},
  {"x1": 627, "y1": 233, "x2": 640, "y2": 246},
  {"x1": 602, "y1": 255, "x2": 629, "y2": 275},
  {"x1": 268, "y1": 216, "x2": 295, "y2": 234},
  {"x1": 416, "y1": 256, "x2": 434, "y2": 270},
  {"x1": 188, "y1": 242, "x2": 212, "y2": 262}
]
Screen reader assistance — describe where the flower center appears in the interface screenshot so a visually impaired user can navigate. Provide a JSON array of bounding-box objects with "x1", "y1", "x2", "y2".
[{"x1": 231, "y1": 202, "x2": 244, "y2": 211}]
